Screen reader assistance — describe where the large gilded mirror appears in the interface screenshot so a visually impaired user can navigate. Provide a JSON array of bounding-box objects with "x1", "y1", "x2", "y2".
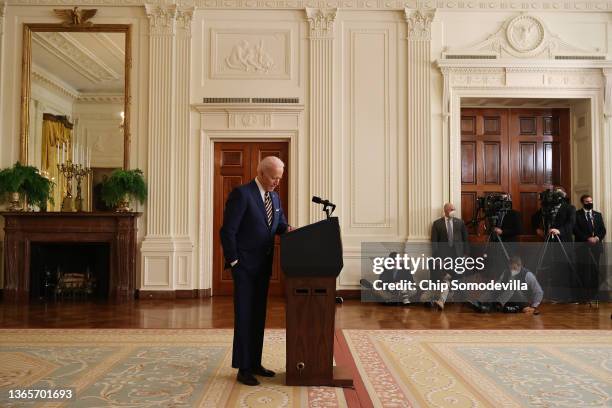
[{"x1": 20, "y1": 14, "x2": 131, "y2": 211}]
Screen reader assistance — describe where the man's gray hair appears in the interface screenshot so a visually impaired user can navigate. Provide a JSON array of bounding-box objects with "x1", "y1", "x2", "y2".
[{"x1": 257, "y1": 156, "x2": 285, "y2": 173}]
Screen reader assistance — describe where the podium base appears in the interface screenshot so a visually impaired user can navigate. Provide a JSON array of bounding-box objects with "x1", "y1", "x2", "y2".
[
  {"x1": 285, "y1": 365, "x2": 353, "y2": 387},
  {"x1": 331, "y1": 366, "x2": 354, "y2": 387}
]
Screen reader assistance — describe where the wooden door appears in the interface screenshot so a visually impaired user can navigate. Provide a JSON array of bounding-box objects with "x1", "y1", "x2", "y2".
[
  {"x1": 460, "y1": 108, "x2": 570, "y2": 241},
  {"x1": 213, "y1": 141, "x2": 289, "y2": 296},
  {"x1": 508, "y1": 108, "x2": 570, "y2": 239},
  {"x1": 460, "y1": 109, "x2": 510, "y2": 239}
]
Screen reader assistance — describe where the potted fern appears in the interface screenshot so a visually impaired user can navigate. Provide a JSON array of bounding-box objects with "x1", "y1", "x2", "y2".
[
  {"x1": 0, "y1": 162, "x2": 53, "y2": 211},
  {"x1": 100, "y1": 169, "x2": 147, "y2": 212}
]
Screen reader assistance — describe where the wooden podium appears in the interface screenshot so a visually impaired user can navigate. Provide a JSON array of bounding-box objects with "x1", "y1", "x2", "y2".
[{"x1": 280, "y1": 217, "x2": 353, "y2": 387}]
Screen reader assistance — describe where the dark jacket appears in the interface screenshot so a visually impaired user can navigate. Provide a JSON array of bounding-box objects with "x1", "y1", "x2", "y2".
[
  {"x1": 431, "y1": 216, "x2": 469, "y2": 258},
  {"x1": 574, "y1": 208, "x2": 606, "y2": 252},
  {"x1": 220, "y1": 180, "x2": 289, "y2": 270},
  {"x1": 499, "y1": 209, "x2": 521, "y2": 242}
]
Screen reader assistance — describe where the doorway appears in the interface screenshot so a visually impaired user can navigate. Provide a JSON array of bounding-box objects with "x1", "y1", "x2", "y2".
[
  {"x1": 212, "y1": 141, "x2": 289, "y2": 296},
  {"x1": 460, "y1": 107, "x2": 571, "y2": 241}
]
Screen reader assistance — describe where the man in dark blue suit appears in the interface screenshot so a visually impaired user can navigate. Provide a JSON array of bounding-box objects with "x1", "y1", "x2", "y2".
[{"x1": 220, "y1": 156, "x2": 290, "y2": 386}]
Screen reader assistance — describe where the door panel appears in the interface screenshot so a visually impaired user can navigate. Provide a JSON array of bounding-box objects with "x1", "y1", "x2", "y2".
[
  {"x1": 461, "y1": 108, "x2": 570, "y2": 241},
  {"x1": 213, "y1": 141, "x2": 289, "y2": 296}
]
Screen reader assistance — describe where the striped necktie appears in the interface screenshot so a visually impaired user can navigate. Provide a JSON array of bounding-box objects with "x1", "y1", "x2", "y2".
[{"x1": 265, "y1": 192, "x2": 273, "y2": 226}]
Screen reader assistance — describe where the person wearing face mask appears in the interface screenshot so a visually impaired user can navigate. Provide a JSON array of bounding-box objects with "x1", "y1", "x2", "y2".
[
  {"x1": 429, "y1": 202, "x2": 469, "y2": 310},
  {"x1": 496, "y1": 256, "x2": 543, "y2": 314},
  {"x1": 574, "y1": 194, "x2": 606, "y2": 303}
]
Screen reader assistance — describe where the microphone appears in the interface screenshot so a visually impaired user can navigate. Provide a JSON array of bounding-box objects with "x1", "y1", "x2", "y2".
[
  {"x1": 312, "y1": 196, "x2": 336, "y2": 218},
  {"x1": 312, "y1": 196, "x2": 334, "y2": 208}
]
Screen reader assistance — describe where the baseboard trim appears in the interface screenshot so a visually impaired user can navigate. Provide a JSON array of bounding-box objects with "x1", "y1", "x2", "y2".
[
  {"x1": 336, "y1": 289, "x2": 361, "y2": 300},
  {"x1": 137, "y1": 289, "x2": 212, "y2": 299}
]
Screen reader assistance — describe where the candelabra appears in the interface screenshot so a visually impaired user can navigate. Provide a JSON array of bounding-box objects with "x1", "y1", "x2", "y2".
[
  {"x1": 74, "y1": 165, "x2": 92, "y2": 212},
  {"x1": 57, "y1": 160, "x2": 77, "y2": 212}
]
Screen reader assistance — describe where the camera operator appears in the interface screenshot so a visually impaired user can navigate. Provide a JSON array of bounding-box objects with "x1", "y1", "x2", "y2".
[
  {"x1": 574, "y1": 194, "x2": 606, "y2": 302},
  {"x1": 531, "y1": 186, "x2": 576, "y2": 301},
  {"x1": 493, "y1": 204, "x2": 521, "y2": 243}
]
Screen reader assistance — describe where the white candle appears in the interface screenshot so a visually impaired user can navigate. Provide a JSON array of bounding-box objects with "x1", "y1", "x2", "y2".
[
  {"x1": 61, "y1": 144, "x2": 65, "y2": 163},
  {"x1": 56, "y1": 144, "x2": 60, "y2": 163},
  {"x1": 87, "y1": 148, "x2": 91, "y2": 168}
]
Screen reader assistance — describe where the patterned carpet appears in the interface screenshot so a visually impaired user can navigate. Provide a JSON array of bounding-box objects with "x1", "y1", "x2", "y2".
[
  {"x1": 343, "y1": 330, "x2": 612, "y2": 408},
  {"x1": 2, "y1": 329, "x2": 611, "y2": 407},
  {"x1": 0, "y1": 329, "x2": 346, "y2": 407}
]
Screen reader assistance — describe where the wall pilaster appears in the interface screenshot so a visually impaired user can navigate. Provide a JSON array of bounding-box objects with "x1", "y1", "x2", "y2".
[
  {"x1": 140, "y1": 4, "x2": 194, "y2": 292},
  {"x1": 306, "y1": 8, "x2": 336, "y2": 222},
  {"x1": 405, "y1": 8, "x2": 435, "y2": 241}
]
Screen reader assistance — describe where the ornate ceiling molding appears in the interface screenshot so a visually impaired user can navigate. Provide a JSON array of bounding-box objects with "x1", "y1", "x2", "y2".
[
  {"x1": 33, "y1": 69, "x2": 124, "y2": 102},
  {"x1": 32, "y1": 69, "x2": 80, "y2": 99},
  {"x1": 442, "y1": 13, "x2": 603, "y2": 60},
  {"x1": 4, "y1": 0, "x2": 612, "y2": 11},
  {"x1": 33, "y1": 31, "x2": 120, "y2": 84},
  {"x1": 405, "y1": 8, "x2": 435, "y2": 41},
  {"x1": 306, "y1": 8, "x2": 337, "y2": 38}
]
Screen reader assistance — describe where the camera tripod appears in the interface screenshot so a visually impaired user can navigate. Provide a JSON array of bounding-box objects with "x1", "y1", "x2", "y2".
[
  {"x1": 482, "y1": 212, "x2": 510, "y2": 262},
  {"x1": 535, "y1": 230, "x2": 583, "y2": 292}
]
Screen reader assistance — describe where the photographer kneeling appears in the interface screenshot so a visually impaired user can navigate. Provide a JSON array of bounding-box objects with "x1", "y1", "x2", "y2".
[{"x1": 473, "y1": 256, "x2": 543, "y2": 314}]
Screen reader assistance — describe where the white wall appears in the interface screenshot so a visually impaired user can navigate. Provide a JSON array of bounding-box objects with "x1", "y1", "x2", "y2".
[{"x1": 1, "y1": 2, "x2": 611, "y2": 292}]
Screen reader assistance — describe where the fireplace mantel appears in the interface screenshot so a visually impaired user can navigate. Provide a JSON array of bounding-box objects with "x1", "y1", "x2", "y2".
[{"x1": 1, "y1": 212, "x2": 141, "y2": 302}]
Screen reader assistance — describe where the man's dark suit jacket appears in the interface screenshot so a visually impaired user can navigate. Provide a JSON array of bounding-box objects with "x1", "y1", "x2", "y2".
[
  {"x1": 220, "y1": 180, "x2": 289, "y2": 270},
  {"x1": 499, "y1": 209, "x2": 521, "y2": 242},
  {"x1": 574, "y1": 208, "x2": 606, "y2": 252},
  {"x1": 431, "y1": 217, "x2": 469, "y2": 258},
  {"x1": 531, "y1": 202, "x2": 576, "y2": 243}
]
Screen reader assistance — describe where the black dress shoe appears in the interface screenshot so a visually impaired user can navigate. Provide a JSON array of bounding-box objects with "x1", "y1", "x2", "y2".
[
  {"x1": 253, "y1": 366, "x2": 276, "y2": 377},
  {"x1": 237, "y1": 370, "x2": 260, "y2": 386}
]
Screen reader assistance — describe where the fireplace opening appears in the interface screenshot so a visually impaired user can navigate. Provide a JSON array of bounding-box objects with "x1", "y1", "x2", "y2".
[{"x1": 30, "y1": 243, "x2": 110, "y2": 301}]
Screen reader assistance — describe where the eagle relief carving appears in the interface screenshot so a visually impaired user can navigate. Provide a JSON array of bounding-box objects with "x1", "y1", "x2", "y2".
[
  {"x1": 225, "y1": 40, "x2": 274, "y2": 74},
  {"x1": 54, "y1": 7, "x2": 97, "y2": 27},
  {"x1": 506, "y1": 15, "x2": 544, "y2": 52}
]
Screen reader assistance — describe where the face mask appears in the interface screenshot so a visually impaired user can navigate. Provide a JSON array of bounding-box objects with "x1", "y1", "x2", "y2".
[
  {"x1": 510, "y1": 267, "x2": 520, "y2": 276},
  {"x1": 447, "y1": 210, "x2": 455, "y2": 218},
  {"x1": 584, "y1": 203, "x2": 593, "y2": 210}
]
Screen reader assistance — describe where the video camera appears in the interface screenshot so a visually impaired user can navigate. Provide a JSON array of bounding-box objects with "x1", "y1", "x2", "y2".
[
  {"x1": 539, "y1": 189, "x2": 566, "y2": 228},
  {"x1": 476, "y1": 193, "x2": 513, "y2": 218}
]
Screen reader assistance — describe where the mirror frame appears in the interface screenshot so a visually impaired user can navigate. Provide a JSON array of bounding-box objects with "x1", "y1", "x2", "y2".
[{"x1": 20, "y1": 23, "x2": 132, "y2": 168}]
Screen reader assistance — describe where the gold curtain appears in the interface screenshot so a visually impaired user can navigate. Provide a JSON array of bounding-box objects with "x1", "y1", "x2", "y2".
[{"x1": 42, "y1": 114, "x2": 72, "y2": 211}]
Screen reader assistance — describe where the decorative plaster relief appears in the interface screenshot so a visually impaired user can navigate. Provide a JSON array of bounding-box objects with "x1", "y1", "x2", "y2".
[
  {"x1": 145, "y1": 4, "x2": 177, "y2": 36},
  {"x1": 33, "y1": 32, "x2": 120, "y2": 83},
  {"x1": 443, "y1": 13, "x2": 601, "y2": 59},
  {"x1": 5, "y1": 0, "x2": 612, "y2": 12},
  {"x1": 405, "y1": 8, "x2": 435, "y2": 41},
  {"x1": 211, "y1": 29, "x2": 290, "y2": 79},
  {"x1": 306, "y1": 8, "x2": 337, "y2": 38}
]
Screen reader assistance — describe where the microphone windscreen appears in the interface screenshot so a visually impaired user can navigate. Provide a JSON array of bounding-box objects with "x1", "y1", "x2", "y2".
[{"x1": 312, "y1": 196, "x2": 322, "y2": 204}]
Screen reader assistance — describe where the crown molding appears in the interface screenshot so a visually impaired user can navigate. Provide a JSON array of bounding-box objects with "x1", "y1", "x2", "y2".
[
  {"x1": 33, "y1": 69, "x2": 124, "y2": 102},
  {"x1": 32, "y1": 31, "x2": 120, "y2": 84},
  {"x1": 32, "y1": 68, "x2": 80, "y2": 99},
  {"x1": 4, "y1": 0, "x2": 611, "y2": 11}
]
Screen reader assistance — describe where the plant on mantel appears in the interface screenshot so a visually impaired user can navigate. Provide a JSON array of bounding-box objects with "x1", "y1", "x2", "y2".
[
  {"x1": 0, "y1": 162, "x2": 54, "y2": 211},
  {"x1": 100, "y1": 169, "x2": 147, "y2": 212}
]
